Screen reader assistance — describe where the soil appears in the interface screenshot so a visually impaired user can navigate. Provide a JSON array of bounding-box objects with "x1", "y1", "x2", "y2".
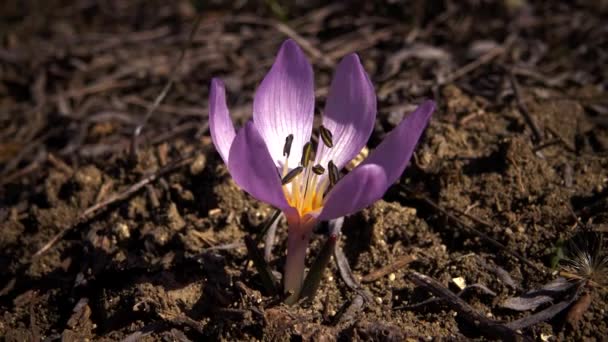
[{"x1": 1, "y1": 1, "x2": 607, "y2": 341}]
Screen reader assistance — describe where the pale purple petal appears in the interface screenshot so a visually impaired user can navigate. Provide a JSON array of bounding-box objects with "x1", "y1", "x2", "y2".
[
  {"x1": 315, "y1": 53, "x2": 376, "y2": 170},
  {"x1": 253, "y1": 39, "x2": 314, "y2": 168},
  {"x1": 227, "y1": 121, "x2": 291, "y2": 211},
  {"x1": 316, "y1": 164, "x2": 386, "y2": 221},
  {"x1": 209, "y1": 78, "x2": 235, "y2": 163},
  {"x1": 317, "y1": 100, "x2": 435, "y2": 221}
]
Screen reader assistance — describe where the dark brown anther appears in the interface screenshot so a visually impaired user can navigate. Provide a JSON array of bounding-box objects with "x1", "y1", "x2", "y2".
[
  {"x1": 283, "y1": 134, "x2": 294, "y2": 157},
  {"x1": 300, "y1": 141, "x2": 313, "y2": 167},
  {"x1": 319, "y1": 125, "x2": 333, "y2": 148},
  {"x1": 312, "y1": 164, "x2": 325, "y2": 175},
  {"x1": 328, "y1": 160, "x2": 339, "y2": 186},
  {"x1": 281, "y1": 166, "x2": 304, "y2": 185}
]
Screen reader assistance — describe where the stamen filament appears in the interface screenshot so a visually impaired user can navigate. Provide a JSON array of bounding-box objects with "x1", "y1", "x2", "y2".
[
  {"x1": 292, "y1": 172, "x2": 301, "y2": 205},
  {"x1": 282, "y1": 136, "x2": 337, "y2": 217},
  {"x1": 303, "y1": 172, "x2": 317, "y2": 210},
  {"x1": 300, "y1": 166, "x2": 312, "y2": 211},
  {"x1": 318, "y1": 177, "x2": 330, "y2": 196},
  {"x1": 282, "y1": 157, "x2": 289, "y2": 179}
]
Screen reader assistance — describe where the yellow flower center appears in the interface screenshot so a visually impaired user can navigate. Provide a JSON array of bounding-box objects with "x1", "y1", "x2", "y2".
[
  {"x1": 280, "y1": 129, "x2": 338, "y2": 218},
  {"x1": 282, "y1": 161, "x2": 328, "y2": 218}
]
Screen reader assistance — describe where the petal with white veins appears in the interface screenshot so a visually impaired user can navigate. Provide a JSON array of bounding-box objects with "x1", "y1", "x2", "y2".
[
  {"x1": 253, "y1": 39, "x2": 315, "y2": 168},
  {"x1": 317, "y1": 100, "x2": 435, "y2": 221},
  {"x1": 209, "y1": 78, "x2": 235, "y2": 163},
  {"x1": 315, "y1": 53, "x2": 376, "y2": 171},
  {"x1": 228, "y1": 121, "x2": 293, "y2": 213}
]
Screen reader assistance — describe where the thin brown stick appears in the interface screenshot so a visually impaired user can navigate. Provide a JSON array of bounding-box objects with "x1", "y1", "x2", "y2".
[
  {"x1": 407, "y1": 271, "x2": 524, "y2": 341},
  {"x1": 508, "y1": 71, "x2": 544, "y2": 143},
  {"x1": 230, "y1": 15, "x2": 334, "y2": 67},
  {"x1": 438, "y1": 36, "x2": 513, "y2": 86},
  {"x1": 361, "y1": 254, "x2": 418, "y2": 283},
  {"x1": 32, "y1": 155, "x2": 194, "y2": 258},
  {"x1": 403, "y1": 187, "x2": 546, "y2": 274},
  {"x1": 532, "y1": 138, "x2": 562, "y2": 152},
  {"x1": 325, "y1": 27, "x2": 396, "y2": 61},
  {"x1": 273, "y1": 21, "x2": 334, "y2": 67},
  {"x1": 122, "y1": 96, "x2": 205, "y2": 117},
  {"x1": 546, "y1": 127, "x2": 577, "y2": 153},
  {"x1": 1, "y1": 128, "x2": 57, "y2": 177},
  {"x1": 130, "y1": 14, "x2": 203, "y2": 160},
  {"x1": 47, "y1": 153, "x2": 73, "y2": 174},
  {"x1": 54, "y1": 79, "x2": 134, "y2": 101},
  {"x1": 0, "y1": 155, "x2": 43, "y2": 186}
]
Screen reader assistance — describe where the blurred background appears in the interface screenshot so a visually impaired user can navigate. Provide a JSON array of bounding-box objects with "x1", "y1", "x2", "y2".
[{"x1": 1, "y1": 0, "x2": 606, "y2": 161}]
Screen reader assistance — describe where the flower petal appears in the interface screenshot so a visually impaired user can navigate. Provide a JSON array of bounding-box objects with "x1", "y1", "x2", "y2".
[
  {"x1": 316, "y1": 164, "x2": 387, "y2": 221},
  {"x1": 253, "y1": 39, "x2": 314, "y2": 168},
  {"x1": 227, "y1": 121, "x2": 291, "y2": 211},
  {"x1": 315, "y1": 53, "x2": 376, "y2": 171},
  {"x1": 317, "y1": 100, "x2": 435, "y2": 221},
  {"x1": 209, "y1": 78, "x2": 235, "y2": 163}
]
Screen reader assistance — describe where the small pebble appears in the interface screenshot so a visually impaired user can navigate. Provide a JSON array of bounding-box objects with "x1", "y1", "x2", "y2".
[
  {"x1": 247, "y1": 210, "x2": 266, "y2": 227},
  {"x1": 190, "y1": 153, "x2": 207, "y2": 175},
  {"x1": 388, "y1": 273, "x2": 396, "y2": 281},
  {"x1": 113, "y1": 223, "x2": 130, "y2": 240},
  {"x1": 403, "y1": 207, "x2": 417, "y2": 216},
  {"x1": 452, "y1": 276, "x2": 466, "y2": 290},
  {"x1": 375, "y1": 297, "x2": 383, "y2": 304},
  {"x1": 167, "y1": 203, "x2": 186, "y2": 231},
  {"x1": 208, "y1": 208, "x2": 222, "y2": 217},
  {"x1": 540, "y1": 333, "x2": 553, "y2": 342}
]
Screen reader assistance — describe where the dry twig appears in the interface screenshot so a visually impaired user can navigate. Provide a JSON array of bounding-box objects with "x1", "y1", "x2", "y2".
[
  {"x1": 508, "y1": 70, "x2": 544, "y2": 143},
  {"x1": 408, "y1": 271, "x2": 524, "y2": 341},
  {"x1": 403, "y1": 187, "x2": 546, "y2": 274},
  {"x1": 130, "y1": 14, "x2": 203, "y2": 160},
  {"x1": 33, "y1": 155, "x2": 194, "y2": 258},
  {"x1": 361, "y1": 254, "x2": 418, "y2": 283}
]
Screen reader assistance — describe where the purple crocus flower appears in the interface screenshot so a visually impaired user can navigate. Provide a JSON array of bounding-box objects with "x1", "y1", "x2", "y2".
[{"x1": 209, "y1": 39, "x2": 435, "y2": 299}]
